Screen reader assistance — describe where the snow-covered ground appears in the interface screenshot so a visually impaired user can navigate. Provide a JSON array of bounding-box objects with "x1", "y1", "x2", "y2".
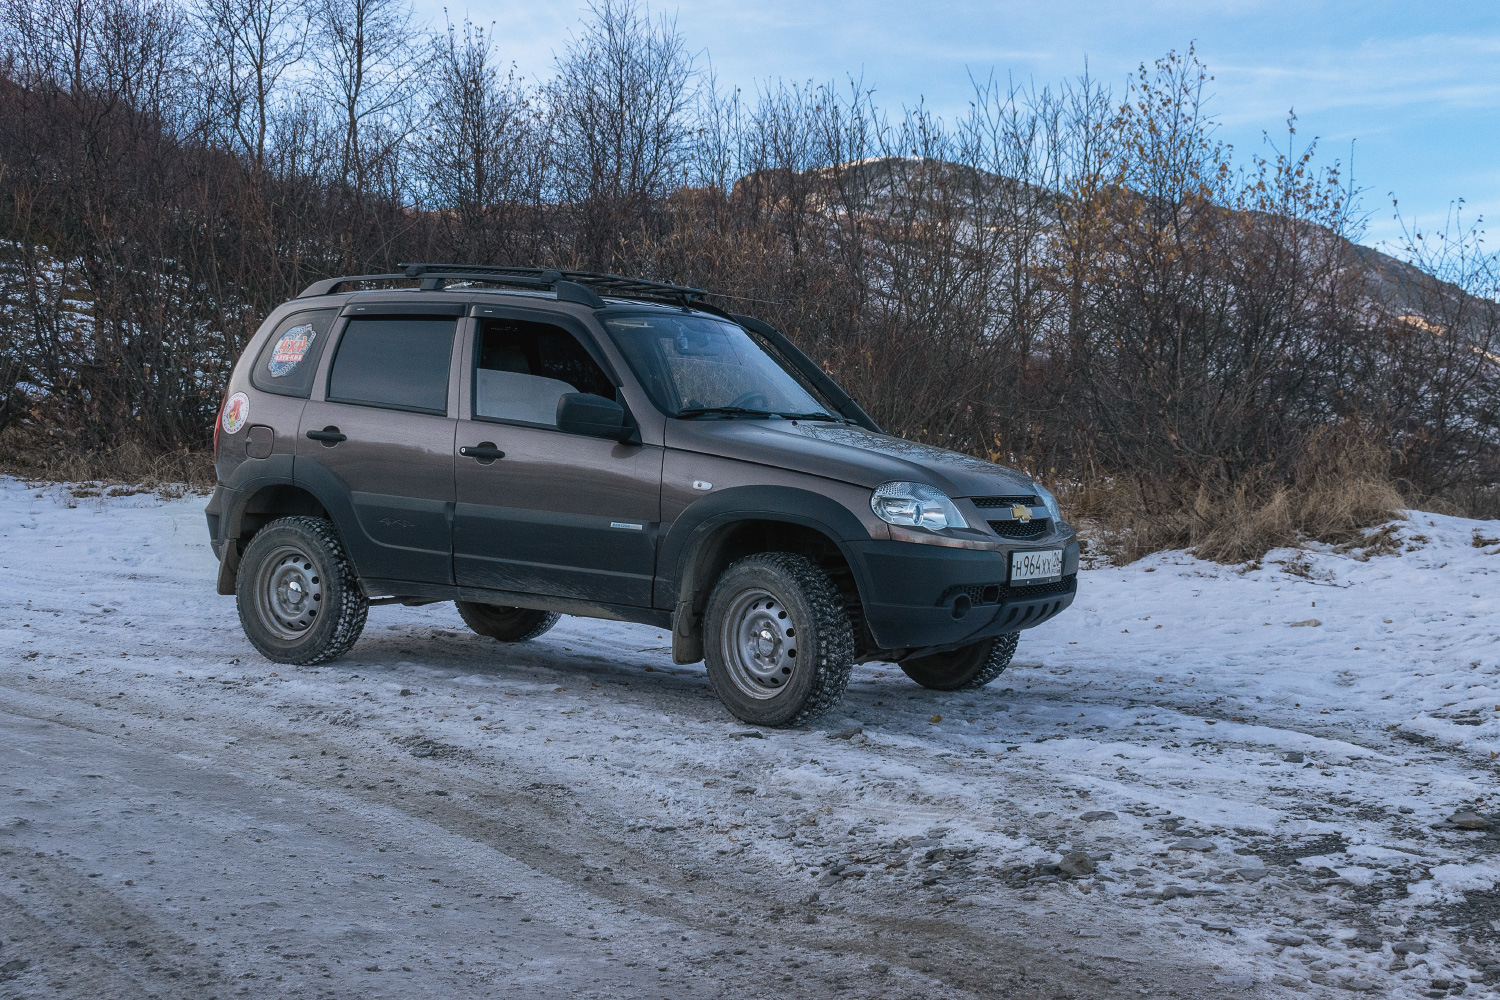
[{"x1": 2, "y1": 477, "x2": 1498, "y2": 999}]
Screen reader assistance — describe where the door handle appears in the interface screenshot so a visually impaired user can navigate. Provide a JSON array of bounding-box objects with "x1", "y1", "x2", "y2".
[
  {"x1": 306, "y1": 426, "x2": 347, "y2": 445},
  {"x1": 460, "y1": 442, "x2": 505, "y2": 464}
]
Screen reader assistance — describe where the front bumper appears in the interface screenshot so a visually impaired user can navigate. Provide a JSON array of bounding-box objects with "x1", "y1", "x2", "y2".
[{"x1": 846, "y1": 535, "x2": 1079, "y2": 652}]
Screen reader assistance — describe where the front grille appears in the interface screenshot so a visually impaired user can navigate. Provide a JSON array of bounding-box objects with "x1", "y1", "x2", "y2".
[
  {"x1": 1005, "y1": 576, "x2": 1074, "y2": 599},
  {"x1": 971, "y1": 494, "x2": 1039, "y2": 508},
  {"x1": 944, "y1": 574, "x2": 1076, "y2": 606},
  {"x1": 989, "y1": 518, "x2": 1049, "y2": 539}
]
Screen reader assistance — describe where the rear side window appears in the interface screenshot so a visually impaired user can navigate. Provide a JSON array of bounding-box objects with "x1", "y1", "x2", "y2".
[
  {"x1": 327, "y1": 316, "x2": 456, "y2": 414},
  {"x1": 250, "y1": 310, "x2": 337, "y2": 397}
]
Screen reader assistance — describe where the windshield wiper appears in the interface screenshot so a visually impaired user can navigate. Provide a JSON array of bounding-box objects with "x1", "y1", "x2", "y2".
[
  {"x1": 674, "y1": 406, "x2": 844, "y2": 421},
  {"x1": 775, "y1": 411, "x2": 842, "y2": 422},
  {"x1": 674, "y1": 406, "x2": 776, "y2": 419}
]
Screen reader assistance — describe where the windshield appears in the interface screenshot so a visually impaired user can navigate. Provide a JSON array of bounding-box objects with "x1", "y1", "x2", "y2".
[{"x1": 603, "y1": 313, "x2": 837, "y2": 419}]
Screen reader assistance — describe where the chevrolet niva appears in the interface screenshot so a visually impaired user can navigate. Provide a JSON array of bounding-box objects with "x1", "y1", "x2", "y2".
[{"x1": 207, "y1": 265, "x2": 1078, "y2": 726}]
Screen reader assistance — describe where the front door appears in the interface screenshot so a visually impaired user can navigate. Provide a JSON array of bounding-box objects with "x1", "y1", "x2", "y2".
[
  {"x1": 452, "y1": 313, "x2": 661, "y2": 607},
  {"x1": 296, "y1": 310, "x2": 462, "y2": 586}
]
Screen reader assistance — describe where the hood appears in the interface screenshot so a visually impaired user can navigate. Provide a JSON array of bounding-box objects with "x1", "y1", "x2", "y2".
[{"x1": 666, "y1": 419, "x2": 1038, "y2": 497}]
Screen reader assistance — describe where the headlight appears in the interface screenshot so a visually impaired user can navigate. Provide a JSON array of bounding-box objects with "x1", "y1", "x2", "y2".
[
  {"x1": 1035, "y1": 483, "x2": 1063, "y2": 523},
  {"x1": 871, "y1": 482, "x2": 968, "y2": 531}
]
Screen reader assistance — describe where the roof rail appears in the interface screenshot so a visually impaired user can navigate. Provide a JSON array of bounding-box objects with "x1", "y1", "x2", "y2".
[
  {"x1": 401, "y1": 263, "x2": 709, "y2": 309},
  {"x1": 296, "y1": 263, "x2": 711, "y2": 310},
  {"x1": 297, "y1": 273, "x2": 409, "y2": 298}
]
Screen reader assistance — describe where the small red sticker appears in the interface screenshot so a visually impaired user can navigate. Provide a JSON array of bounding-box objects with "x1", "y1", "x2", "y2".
[{"x1": 222, "y1": 392, "x2": 249, "y2": 434}]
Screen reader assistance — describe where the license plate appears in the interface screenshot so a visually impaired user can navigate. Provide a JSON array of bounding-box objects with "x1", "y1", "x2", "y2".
[{"x1": 1011, "y1": 548, "x2": 1063, "y2": 585}]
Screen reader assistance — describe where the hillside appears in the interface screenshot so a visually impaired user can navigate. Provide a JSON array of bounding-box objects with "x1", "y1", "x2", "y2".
[{"x1": 735, "y1": 154, "x2": 1499, "y2": 336}]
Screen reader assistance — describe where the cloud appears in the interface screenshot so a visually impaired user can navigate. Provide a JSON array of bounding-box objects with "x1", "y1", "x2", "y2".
[{"x1": 1213, "y1": 34, "x2": 1500, "y2": 124}]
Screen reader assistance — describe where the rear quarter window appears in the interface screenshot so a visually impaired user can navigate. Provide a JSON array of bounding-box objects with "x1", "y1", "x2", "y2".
[
  {"x1": 249, "y1": 309, "x2": 338, "y2": 397},
  {"x1": 326, "y1": 316, "x2": 457, "y2": 414}
]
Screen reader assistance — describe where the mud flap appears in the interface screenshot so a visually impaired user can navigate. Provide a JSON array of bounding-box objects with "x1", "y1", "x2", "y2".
[
  {"x1": 216, "y1": 545, "x2": 240, "y2": 596},
  {"x1": 672, "y1": 600, "x2": 703, "y2": 664}
]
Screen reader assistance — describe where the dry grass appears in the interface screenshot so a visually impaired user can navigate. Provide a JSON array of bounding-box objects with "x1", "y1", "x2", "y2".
[
  {"x1": 0, "y1": 426, "x2": 214, "y2": 493},
  {"x1": 1062, "y1": 433, "x2": 1410, "y2": 566},
  {"x1": 1412, "y1": 483, "x2": 1500, "y2": 522}
]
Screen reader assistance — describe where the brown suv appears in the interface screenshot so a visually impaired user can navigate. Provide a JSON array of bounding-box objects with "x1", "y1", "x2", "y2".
[{"x1": 207, "y1": 265, "x2": 1078, "y2": 726}]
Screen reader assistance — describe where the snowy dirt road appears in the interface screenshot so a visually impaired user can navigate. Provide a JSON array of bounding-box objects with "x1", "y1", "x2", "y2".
[{"x1": 2, "y1": 478, "x2": 1499, "y2": 1000}]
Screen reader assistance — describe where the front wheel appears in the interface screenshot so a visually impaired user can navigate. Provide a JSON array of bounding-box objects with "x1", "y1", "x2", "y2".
[
  {"x1": 899, "y1": 632, "x2": 1019, "y2": 691},
  {"x1": 236, "y1": 516, "x2": 368, "y2": 665},
  {"x1": 703, "y1": 552, "x2": 855, "y2": 727},
  {"x1": 455, "y1": 602, "x2": 560, "y2": 642}
]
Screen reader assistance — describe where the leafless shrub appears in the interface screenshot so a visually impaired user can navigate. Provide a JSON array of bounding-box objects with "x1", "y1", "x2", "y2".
[
  {"x1": 1375, "y1": 205, "x2": 1500, "y2": 498},
  {"x1": 1071, "y1": 428, "x2": 1408, "y2": 565},
  {"x1": 0, "y1": 423, "x2": 214, "y2": 488}
]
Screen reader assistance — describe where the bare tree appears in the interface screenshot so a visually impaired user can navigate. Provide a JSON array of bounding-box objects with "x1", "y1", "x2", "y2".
[
  {"x1": 416, "y1": 16, "x2": 543, "y2": 264},
  {"x1": 689, "y1": 64, "x2": 742, "y2": 197},
  {"x1": 309, "y1": 0, "x2": 423, "y2": 197},
  {"x1": 548, "y1": 0, "x2": 696, "y2": 270},
  {"x1": 1379, "y1": 205, "x2": 1500, "y2": 493},
  {"x1": 192, "y1": 0, "x2": 308, "y2": 172}
]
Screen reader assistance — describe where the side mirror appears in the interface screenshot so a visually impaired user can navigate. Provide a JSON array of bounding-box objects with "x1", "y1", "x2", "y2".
[{"x1": 556, "y1": 392, "x2": 627, "y2": 440}]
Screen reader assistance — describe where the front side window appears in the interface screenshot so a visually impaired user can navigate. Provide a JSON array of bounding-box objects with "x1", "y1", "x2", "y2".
[
  {"x1": 603, "y1": 313, "x2": 834, "y2": 419},
  {"x1": 250, "y1": 309, "x2": 337, "y2": 397},
  {"x1": 473, "y1": 318, "x2": 615, "y2": 427},
  {"x1": 327, "y1": 316, "x2": 456, "y2": 414}
]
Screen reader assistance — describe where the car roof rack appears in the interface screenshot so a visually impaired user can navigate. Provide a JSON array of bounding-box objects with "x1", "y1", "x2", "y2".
[{"x1": 297, "y1": 264, "x2": 711, "y2": 310}]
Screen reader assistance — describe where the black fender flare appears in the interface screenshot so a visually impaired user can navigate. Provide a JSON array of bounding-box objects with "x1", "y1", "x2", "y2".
[
  {"x1": 212, "y1": 456, "x2": 358, "y2": 593},
  {"x1": 658, "y1": 485, "x2": 876, "y2": 661}
]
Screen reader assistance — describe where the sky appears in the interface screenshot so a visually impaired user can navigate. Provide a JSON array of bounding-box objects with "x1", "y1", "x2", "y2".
[{"x1": 413, "y1": 0, "x2": 1500, "y2": 252}]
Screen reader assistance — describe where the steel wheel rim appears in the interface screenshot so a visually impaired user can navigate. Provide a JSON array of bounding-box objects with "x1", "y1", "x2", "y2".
[
  {"x1": 720, "y1": 588, "x2": 799, "y2": 700},
  {"x1": 253, "y1": 543, "x2": 323, "y2": 640}
]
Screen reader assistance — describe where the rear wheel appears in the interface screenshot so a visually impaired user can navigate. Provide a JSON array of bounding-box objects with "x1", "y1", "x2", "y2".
[
  {"x1": 899, "y1": 632, "x2": 1019, "y2": 691},
  {"x1": 236, "y1": 516, "x2": 368, "y2": 665},
  {"x1": 703, "y1": 552, "x2": 854, "y2": 727},
  {"x1": 455, "y1": 602, "x2": 560, "y2": 642}
]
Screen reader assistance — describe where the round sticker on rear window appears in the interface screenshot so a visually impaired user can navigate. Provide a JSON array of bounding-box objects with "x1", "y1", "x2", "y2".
[
  {"x1": 221, "y1": 391, "x2": 249, "y2": 435},
  {"x1": 267, "y1": 323, "x2": 317, "y2": 377}
]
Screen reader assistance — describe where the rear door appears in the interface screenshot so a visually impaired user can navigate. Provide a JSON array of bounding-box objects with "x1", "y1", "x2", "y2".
[
  {"x1": 296, "y1": 304, "x2": 463, "y2": 586},
  {"x1": 452, "y1": 309, "x2": 661, "y2": 607}
]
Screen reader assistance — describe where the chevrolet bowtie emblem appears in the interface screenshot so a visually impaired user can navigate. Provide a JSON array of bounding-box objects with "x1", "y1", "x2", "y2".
[{"x1": 1012, "y1": 504, "x2": 1032, "y2": 522}]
